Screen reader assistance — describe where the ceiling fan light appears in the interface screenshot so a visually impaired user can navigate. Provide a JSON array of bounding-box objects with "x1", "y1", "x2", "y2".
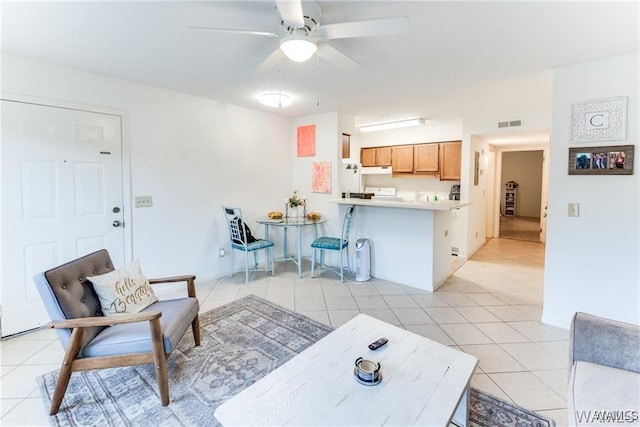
[
  {"x1": 259, "y1": 92, "x2": 292, "y2": 108},
  {"x1": 280, "y1": 36, "x2": 317, "y2": 62}
]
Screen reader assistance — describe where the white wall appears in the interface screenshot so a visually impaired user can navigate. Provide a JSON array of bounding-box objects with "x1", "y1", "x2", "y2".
[
  {"x1": 1, "y1": 54, "x2": 292, "y2": 284},
  {"x1": 462, "y1": 136, "x2": 492, "y2": 256},
  {"x1": 542, "y1": 54, "x2": 639, "y2": 328},
  {"x1": 501, "y1": 151, "x2": 543, "y2": 217},
  {"x1": 288, "y1": 111, "x2": 344, "y2": 263},
  {"x1": 357, "y1": 119, "x2": 463, "y2": 148}
]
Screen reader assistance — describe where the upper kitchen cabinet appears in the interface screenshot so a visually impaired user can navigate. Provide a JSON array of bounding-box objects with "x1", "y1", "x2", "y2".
[
  {"x1": 414, "y1": 144, "x2": 440, "y2": 173},
  {"x1": 439, "y1": 141, "x2": 462, "y2": 180},
  {"x1": 361, "y1": 140, "x2": 461, "y2": 180},
  {"x1": 391, "y1": 145, "x2": 414, "y2": 173},
  {"x1": 361, "y1": 146, "x2": 391, "y2": 167}
]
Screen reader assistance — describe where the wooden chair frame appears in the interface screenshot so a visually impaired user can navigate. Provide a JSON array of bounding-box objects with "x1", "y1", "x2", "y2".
[{"x1": 45, "y1": 275, "x2": 200, "y2": 415}]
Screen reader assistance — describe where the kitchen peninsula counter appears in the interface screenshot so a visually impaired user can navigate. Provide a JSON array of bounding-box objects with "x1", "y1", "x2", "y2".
[
  {"x1": 332, "y1": 198, "x2": 470, "y2": 211},
  {"x1": 331, "y1": 198, "x2": 469, "y2": 291}
]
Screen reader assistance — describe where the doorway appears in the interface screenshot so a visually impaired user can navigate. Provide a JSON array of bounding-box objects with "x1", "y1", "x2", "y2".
[
  {"x1": 499, "y1": 150, "x2": 545, "y2": 242},
  {"x1": 1, "y1": 99, "x2": 127, "y2": 336}
]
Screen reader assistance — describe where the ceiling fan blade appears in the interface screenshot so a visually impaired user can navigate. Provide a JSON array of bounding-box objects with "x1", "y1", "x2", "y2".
[
  {"x1": 255, "y1": 48, "x2": 283, "y2": 73},
  {"x1": 317, "y1": 43, "x2": 359, "y2": 70},
  {"x1": 275, "y1": 0, "x2": 305, "y2": 28},
  {"x1": 318, "y1": 16, "x2": 410, "y2": 40},
  {"x1": 188, "y1": 26, "x2": 279, "y2": 37}
]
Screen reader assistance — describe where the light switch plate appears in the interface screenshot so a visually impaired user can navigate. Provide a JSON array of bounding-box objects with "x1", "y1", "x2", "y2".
[
  {"x1": 568, "y1": 202, "x2": 579, "y2": 217},
  {"x1": 135, "y1": 196, "x2": 153, "y2": 208}
]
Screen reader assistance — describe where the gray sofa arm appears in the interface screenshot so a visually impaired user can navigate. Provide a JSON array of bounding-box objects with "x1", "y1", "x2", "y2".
[{"x1": 569, "y1": 312, "x2": 640, "y2": 373}]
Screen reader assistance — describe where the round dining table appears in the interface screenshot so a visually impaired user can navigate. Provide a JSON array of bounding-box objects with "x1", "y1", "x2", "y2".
[{"x1": 255, "y1": 216, "x2": 326, "y2": 278}]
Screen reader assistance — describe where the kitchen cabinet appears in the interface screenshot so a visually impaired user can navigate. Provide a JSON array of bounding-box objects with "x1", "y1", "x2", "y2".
[
  {"x1": 391, "y1": 145, "x2": 414, "y2": 172},
  {"x1": 362, "y1": 140, "x2": 461, "y2": 180},
  {"x1": 392, "y1": 144, "x2": 438, "y2": 176},
  {"x1": 439, "y1": 141, "x2": 462, "y2": 180},
  {"x1": 414, "y1": 144, "x2": 439, "y2": 173},
  {"x1": 361, "y1": 146, "x2": 391, "y2": 167}
]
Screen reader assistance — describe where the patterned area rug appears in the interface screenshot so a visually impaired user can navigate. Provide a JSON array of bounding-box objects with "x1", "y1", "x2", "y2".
[
  {"x1": 469, "y1": 389, "x2": 555, "y2": 427},
  {"x1": 38, "y1": 295, "x2": 554, "y2": 427}
]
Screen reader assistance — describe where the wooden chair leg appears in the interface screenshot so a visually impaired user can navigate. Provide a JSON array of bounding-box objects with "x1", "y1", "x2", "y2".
[
  {"x1": 50, "y1": 327, "x2": 84, "y2": 415},
  {"x1": 191, "y1": 315, "x2": 201, "y2": 346},
  {"x1": 149, "y1": 318, "x2": 169, "y2": 406}
]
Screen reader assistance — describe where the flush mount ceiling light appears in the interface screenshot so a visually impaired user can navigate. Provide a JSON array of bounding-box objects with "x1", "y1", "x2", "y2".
[
  {"x1": 359, "y1": 118, "x2": 426, "y2": 133},
  {"x1": 259, "y1": 92, "x2": 292, "y2": 108},
  {"x1": 279, "y1": 34, "x2": 318, "y2": 62}
]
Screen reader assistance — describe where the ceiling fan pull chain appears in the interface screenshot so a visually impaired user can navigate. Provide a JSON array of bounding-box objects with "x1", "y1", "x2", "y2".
[
  {"x1": 315, "y1": 53, "x2": 320, "y2": 107},
  {"x1": 278, "y1": 54, "x2": 284, "y2": 108}
]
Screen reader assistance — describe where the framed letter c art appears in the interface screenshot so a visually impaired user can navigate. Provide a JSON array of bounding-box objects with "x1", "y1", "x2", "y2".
[{"x1": 571, "y1": 97, "x2": 627, "y2": 142}]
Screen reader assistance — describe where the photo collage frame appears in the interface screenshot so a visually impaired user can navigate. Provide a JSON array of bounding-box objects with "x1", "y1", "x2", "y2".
[{"x1": 569, "y1": 97, "x2": 633, "y2": 175}]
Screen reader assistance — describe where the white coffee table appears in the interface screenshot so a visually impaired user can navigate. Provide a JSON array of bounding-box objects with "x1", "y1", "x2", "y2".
[{"x1": 214, "y1": 314, "x2": 478, "y2": 426}]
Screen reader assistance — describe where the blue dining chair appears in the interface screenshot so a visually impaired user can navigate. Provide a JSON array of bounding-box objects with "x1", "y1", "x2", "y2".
[
  {"x1": 310, "y1": 205, "x2": 355, "y2": 282},
  {"x1": 222, "y1": 206, "x2": 274, "y2": 283}
]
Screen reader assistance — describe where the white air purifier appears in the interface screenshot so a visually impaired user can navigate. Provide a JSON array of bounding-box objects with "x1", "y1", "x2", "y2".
[{"x1": 354, "y1": 238, "x2": 371, "y2": 282}]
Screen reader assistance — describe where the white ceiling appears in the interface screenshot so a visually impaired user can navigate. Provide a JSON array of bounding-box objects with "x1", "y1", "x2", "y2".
[{"x1": 2, "y1": 1, "x2": 638, "y2": 135}]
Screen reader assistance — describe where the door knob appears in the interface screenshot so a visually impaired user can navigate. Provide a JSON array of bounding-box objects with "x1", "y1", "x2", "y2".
[{"x1": 113, "y1": 220, "x2": 123, "y2": 228}]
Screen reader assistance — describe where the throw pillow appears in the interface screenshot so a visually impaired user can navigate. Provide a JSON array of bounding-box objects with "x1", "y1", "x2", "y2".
[{"x1": 88, "y1": 259, "x2": 158, "y2": 316}]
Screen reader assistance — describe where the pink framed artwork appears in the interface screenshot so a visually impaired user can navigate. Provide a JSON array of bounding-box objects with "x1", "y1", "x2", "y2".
[
  {"x1": 297, "y1": 124, "x2": 316, "y2": 157},
  {"x1": 311, "y1": 161, "x2": 331, "y2": 193}
]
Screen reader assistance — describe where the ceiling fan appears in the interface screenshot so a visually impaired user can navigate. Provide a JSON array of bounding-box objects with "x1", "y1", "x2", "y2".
[{"x1": 189, "y1": 0, "x2": 410, "y2": 71}]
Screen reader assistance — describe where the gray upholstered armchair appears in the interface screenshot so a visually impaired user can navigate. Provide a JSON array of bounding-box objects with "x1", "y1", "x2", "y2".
[
  {"x1": 568, "y1": 312, "x2": 640, "y2": 426},
  {"x1": 33, "y1": 249, "x2": 201, "y2": 415}
]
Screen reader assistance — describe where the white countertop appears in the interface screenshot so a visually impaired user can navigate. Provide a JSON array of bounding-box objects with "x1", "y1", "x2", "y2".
[{"x1": 331, "y1": 197, "x2": 470, "y2": 211}]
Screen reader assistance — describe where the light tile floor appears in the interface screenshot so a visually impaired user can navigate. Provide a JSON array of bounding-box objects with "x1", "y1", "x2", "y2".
[{"x1": 0, "y1": 238, "x2": 569, "y2": 426}]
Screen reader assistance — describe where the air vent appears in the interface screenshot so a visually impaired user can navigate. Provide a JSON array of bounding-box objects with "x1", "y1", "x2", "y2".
[{"x1": 497, "y1": 119, "x2": 523, "y2": 128}]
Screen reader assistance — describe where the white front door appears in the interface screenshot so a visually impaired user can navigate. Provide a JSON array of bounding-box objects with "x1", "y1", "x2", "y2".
[{"x1": 1, "y1": 100, "x2": 125, "y2": 336}]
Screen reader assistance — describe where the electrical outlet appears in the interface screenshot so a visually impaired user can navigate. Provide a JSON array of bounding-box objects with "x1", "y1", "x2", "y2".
[
  {"x1": 218, "y1": 248, "x2": 226, "y2": 258},
  {"x1": 135, "y1": 196, "x2": 153, "y2": 208}
]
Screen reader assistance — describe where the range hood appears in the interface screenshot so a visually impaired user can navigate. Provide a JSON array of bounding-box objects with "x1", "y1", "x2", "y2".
[{"x1": 361, "y1": 166, "x2": 392, "y2": 175}]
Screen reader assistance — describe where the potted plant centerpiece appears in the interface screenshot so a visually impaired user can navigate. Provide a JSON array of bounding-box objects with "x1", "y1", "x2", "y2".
[{"x1": 286, "y1": 191, "x2": 306, "y2": 218}]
